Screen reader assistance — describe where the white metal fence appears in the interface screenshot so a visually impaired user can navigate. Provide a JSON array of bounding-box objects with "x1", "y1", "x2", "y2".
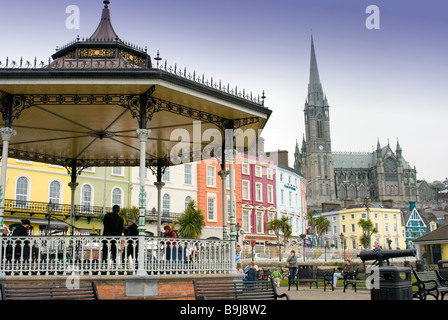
[{"x1": 1, "y1": 236, "x2": 235, "y2": 276}]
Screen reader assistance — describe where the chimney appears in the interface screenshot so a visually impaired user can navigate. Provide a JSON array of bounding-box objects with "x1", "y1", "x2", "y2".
[{"x1": 409, "y1": 201, "x2": 416, "y2": 211}]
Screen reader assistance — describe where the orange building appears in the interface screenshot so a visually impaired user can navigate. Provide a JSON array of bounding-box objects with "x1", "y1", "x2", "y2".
[{"x1": 196, "y1": 155, "x2": 242, "y2": 240}]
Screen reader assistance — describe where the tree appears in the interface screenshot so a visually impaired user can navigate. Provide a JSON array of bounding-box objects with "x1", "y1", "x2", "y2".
[
  {"x1": 314, "y1": 216, "x2": 330, "y2": 249},
  {"x1": 358, "y1": 218, "x2": 377, "y2": 249},
  {"x1": 267, "y1": 216, "x2": 292, "y2": 261},
  {"x1": 119, "y1": 206, "x2": 139, "y2": 222},
  {"x1": 305, "y1": 210, "x2": 316, "y2": 234},
  {"x1": 178, "y1": 200, "x2": 204, "y2": 239}
]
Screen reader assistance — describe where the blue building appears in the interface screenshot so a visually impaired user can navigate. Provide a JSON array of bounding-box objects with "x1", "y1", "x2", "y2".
[{"x1": 404, "y1": 202, "x2": 427, "y2": 248}]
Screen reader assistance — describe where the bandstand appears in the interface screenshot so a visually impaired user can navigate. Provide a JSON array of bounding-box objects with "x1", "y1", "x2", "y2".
[{"x1": 0, "y1": 1, "x2": 271, "y2": 297}]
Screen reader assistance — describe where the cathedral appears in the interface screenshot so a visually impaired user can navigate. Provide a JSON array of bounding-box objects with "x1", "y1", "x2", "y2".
[{"x1": 294, "y1": 37, "x2": 419, "y2": 210}]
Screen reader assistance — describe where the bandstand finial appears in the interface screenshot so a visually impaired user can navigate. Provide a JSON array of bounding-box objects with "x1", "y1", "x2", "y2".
[{"x1": 104, "y1": 0, "x2": 110, "y2": 8}]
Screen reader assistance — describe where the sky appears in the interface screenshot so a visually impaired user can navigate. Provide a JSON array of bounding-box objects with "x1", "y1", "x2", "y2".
[{"x1": 0, "y1": 0, "x2": 447, "y2": 183}]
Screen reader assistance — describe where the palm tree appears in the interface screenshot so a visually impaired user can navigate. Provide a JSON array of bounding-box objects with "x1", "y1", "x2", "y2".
[
  {"x1": 178, "y1": 200, "x2": 204, "y2": 238},
  {"x1": 267, "y1": 216, "x2": 292, "y2": 261},
  {"x1": 358, "y1": 218, "x2": 377, "y2": 249},
  {"x1": 119, "y1": 206, "x2": 139, "y2": 222},
  {"x1": 314, "y1": 216, "x2": 330, "y2": 249}
]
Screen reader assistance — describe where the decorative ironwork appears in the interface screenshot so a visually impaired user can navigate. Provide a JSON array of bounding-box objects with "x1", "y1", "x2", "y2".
[
  {"x1": 0, "y1": 91, "x2": 34, "y2": 124},
  {"x1": 0, "y1": 56, "x2": 268, "y2": 107}
]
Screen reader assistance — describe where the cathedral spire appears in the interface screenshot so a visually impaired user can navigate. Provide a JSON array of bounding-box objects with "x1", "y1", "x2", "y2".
[{"x1": 308, "y1": 35, "x2": 326, "y2": 106}]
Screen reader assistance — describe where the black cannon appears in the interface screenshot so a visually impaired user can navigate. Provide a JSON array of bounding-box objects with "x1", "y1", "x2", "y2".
[{"x1": 358, "y1": 249, "x2": 416, "y2": 267}]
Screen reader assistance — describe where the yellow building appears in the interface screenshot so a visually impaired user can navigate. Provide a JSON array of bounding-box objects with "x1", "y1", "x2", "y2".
[
  {"x1": 339, "y1": 206, "x2": 406, "y2": 250},
  {"x1": 1, "y1": 159, "x2": 71, "y2": 234}
]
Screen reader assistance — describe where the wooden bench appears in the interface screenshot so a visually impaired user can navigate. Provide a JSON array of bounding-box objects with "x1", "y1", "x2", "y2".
[
  {"x1": 193, "y1": 278, "x2": 289, "y2": 300},
  {"x1": 1, "y1": 282, "x2": 100, "y2": 300},
  {"x1": 291, "y1": 268, "x2": 334, "y2": 291},
  {"x1": 413, "y1": 270, "x2": 448, "y2": 300}
]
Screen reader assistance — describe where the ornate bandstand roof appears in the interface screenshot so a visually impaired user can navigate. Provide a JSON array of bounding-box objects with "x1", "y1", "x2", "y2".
[{"x1": 0, "y1": 1, "x2": 271, "y2": 170}]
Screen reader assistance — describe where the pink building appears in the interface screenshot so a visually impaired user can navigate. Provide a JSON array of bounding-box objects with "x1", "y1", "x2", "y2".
[{"x1": 240, "y1": 154, "x2": 277, "y2": 257}]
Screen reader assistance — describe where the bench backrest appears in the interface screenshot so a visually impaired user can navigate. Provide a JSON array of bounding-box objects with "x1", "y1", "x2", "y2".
[
  {"x1": 193, "y1": 279, "x2": 277, "y2": 300},
  {"x1": 1, "y1": 282, "x2": 99, "y2": 300},
  {"x1": 414, "y1": 270, "x2": 440, "y2": 284}
]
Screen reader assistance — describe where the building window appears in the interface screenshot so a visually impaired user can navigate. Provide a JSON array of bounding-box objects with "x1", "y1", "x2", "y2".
[
  {"x1": 111, "y1": 188, "x2": 122, "y2": 207},
  {"x1": 255, "y1": 183, "x2": 262, "y2": 202},
  {"x1": 184, "y1": 164, "x2": 192, "y2": 185},
  {"x1": 255, "y1": 165, "x2": 262, "y2": 177},
  {"x1": 162, "y1": 167, "x2": 170, "y2": 182},
  {"x1": 243, "y1": 209, "x2": 251, "y2": 233},
  {"x1": 48, "y1": 180, "x2": 62, "y2": 209},
  {"x1": 242, "y1": 163, "x2": 249, "y2": 175},
  {"x1": 351, "y1": 224, "x2": 355, "y2": 232},
  {"x1": 256, "y1": 211, "x2": 264, "y2": 233},
  {"x1": 207, "y1": 196, "x2": 216, "y2": 221},
  {"x1": 280, "y1": 189, "x2": 284, "y2": 205},
  {"x1": 112, "y1": 167, "x2": 124, "y2": 176},
  {"x1": 162, "y1": 194, "x2": 170, "y2": 216},
  {"x1": 81, "y1": 184, "x2": 93, "y2": 213},
  {"x1": 242, "y1": 180, "x2": 250, "y2": 200},
  {"x1": 267, "y1": 185, "x2": 274, "y2": 203},
  {"x1": 184, "y1": 196, "x2": 192, "y2": 209},
  {"x1": 207, "y1": 166, "x2": 216, "y2": 187},
  {"x1": 15, "y1": 176, "x2": 30, "y2": 208},
  {"x1": 267, "y1": 168, "x2": 273, "y2": 180}
]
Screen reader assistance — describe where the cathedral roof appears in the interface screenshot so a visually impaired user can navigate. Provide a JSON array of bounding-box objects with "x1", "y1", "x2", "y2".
[
  {"x1": 332, "y1": 144, "x2": 414, "y2": 171},
  {"x1": 332, "y1": 152, "x2": 376, "y2": 169}
]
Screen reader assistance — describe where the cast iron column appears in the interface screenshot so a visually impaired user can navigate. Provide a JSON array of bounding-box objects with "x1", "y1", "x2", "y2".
[
  {"x1": 154, "y1": 160, "x2": 165, "y2": 237},
  {"x1": 136, "y1": 128, "x2": 151, "y2": 275},
  {"x1": 0, "y1": 127, "x2": 16, "y2": 274}
]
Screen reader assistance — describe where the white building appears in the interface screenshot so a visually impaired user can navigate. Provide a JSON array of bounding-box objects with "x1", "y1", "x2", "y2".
[{"x1": 276, "y1": 165, "x2": 306, "y2": 239}]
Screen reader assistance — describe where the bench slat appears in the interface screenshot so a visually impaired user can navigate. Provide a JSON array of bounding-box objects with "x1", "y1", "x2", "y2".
[
  {"x1": 1, "y1": 282, "x2": 99, "y2": 300},
  {"x1": 193, "y1": 279, "x2": 289, "y2": 300}
]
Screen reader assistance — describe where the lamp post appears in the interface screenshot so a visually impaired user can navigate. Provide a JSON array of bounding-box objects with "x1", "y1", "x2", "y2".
[
  {"x1": 46, "y1": 202, "x2": 54, "y2": 235},
  {"x1": 339, "y1": 232, "x2": 346, "y2": 260},
  {"x1": 235, "y1": 222, "x2": 241, "y2": 243}
]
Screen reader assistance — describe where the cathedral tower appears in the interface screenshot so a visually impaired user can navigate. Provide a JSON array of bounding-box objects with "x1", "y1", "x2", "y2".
[{"x1": 297, "y1": 36, "x2": 336, "y2": 206}]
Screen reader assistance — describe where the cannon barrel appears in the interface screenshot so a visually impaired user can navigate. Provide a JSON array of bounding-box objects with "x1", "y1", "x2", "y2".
[{"x1": 358, "y1": 249, "x2": 416, "y2": 263}]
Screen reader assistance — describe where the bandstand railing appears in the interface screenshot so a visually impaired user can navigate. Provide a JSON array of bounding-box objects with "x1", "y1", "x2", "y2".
[
  {"x1": 1, "y1": 236, "x2": 234, "y2": 276},
  {"x1": 3, "y1": 199, "x2": 180, "y2": 223}
]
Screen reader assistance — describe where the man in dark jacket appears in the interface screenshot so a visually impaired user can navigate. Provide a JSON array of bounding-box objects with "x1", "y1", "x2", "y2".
[
  {"x1": 102, "y1": 205, "x2": 124, "y2": 261},
  {"x1": 12, "y1": 219, "x2": 31, "y2": 261}
]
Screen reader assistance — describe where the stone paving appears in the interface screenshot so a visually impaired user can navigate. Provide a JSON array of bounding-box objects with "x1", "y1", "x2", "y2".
[{"x1": 277, "y1": 285, "x2": 371, "y2": 300}]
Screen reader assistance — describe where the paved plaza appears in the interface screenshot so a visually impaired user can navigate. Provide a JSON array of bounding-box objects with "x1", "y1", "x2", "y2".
[{"x1": 277, "y1": 285, "x2": 371, "y2": 300}]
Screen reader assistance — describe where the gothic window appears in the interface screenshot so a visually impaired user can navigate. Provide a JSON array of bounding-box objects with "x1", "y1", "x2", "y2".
[
  {"x1": 318, "y1": 156, "x2": 322, "y2": 177},
  {"x1": 317, "y1": 115, "x2": 324, "y2": 138},
  {"x1": 349, "y1": 186, "x2": 356, "y2": 199},
  {"x1": 359, "y1": 186, "x2": 367, "y2": 199},
  {"x1": 339, "y1": 186, "x2": 346, "y2": 199},
  {"x1": 324, "y1": 155, "x2": 328, "y2": 178},
  {"x1": 384, "y1": 157, "x2": 398, "y2": 182},
  {"x1": 384, "y1": 157, "x2": 397, "y2": 172}
]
